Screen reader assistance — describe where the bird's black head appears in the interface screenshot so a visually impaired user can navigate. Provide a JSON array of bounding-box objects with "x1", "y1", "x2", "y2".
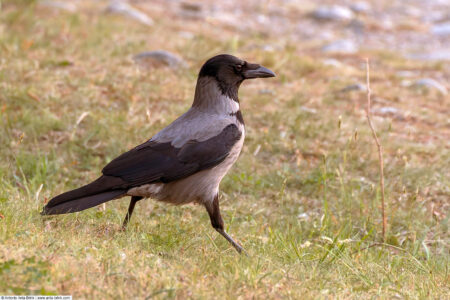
[{"x1": 198, "y1": 54, "x2": 275, "y2": 101}]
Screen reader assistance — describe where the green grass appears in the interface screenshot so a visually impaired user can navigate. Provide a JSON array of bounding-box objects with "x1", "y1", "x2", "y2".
[{"x1": 0, "y1": 1, "x2": 449, "y2": 298}]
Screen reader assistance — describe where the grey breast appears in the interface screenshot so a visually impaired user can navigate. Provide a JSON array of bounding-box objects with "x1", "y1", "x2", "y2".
[{"x1": 126, "y1": 107, "x2": 245, "y2": 204}]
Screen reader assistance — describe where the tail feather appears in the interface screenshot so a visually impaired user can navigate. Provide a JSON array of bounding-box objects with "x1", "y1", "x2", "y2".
[
  {"x1": 42, "y1": 175, "x2": 129, "y2": 215},
  {"x1": 42, "y1": 190, "x2": 126, "y2": 215}
]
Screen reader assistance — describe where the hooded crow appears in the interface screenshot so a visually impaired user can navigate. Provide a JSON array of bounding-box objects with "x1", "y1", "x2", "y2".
[{"x1": 42, "y1": 54, "x2": 275, "y2": 253}]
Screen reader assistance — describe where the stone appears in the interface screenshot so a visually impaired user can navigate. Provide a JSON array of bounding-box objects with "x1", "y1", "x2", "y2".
[
  {"x1": 312, "y1": 5, "x2": 354, "y2": 21},
  {"x1": 322, "y1": 59, "x2": 342, "y2": 68},
  {"x1": 298, "y1": 213, "x2": 310, "y2": 220},
  {"x1": 348, "y1": 19, "x2": 365, "y2": 35},
  {"x1": 396, "y1": 71, "x2": 417, "y2": 78},
  {"x1": 179, "y1": 1, "x2": 204, "y2": 19},
  {"x1": 373, "y1": 107, "x2": 404, "y2": 120},
  {"x1": 431, "y1": 22, "x2": 450, "y2": 37},
  {"x1": 299, "y1": 106, "x2": 317, "y2": 114},
  {"x1": 106, "y1": 1, "x2": 154, "y2": 26},
  {"x1": 322, "y1": 39, "x2": 358, "y2": 54},
  {"x1": 40, "y1": 0, "x2": 77, "y2": 12},
  {"x1": 349, "y1": 2, "x2": 371, "y2": 13},
  {"x1": 412, "y1": 78, "x2": 448, "y2": 95},
  {"x1": 341, "y1": 83, "x2": 367, "y2": 92},
  {"x1": 133, "y1": 50, "x2": 187, "y2": 69},
  {"x1": 408, "y1": 51, "x2": 450, "y2": 61},
  {"x1": 258, "y1": 89, "x2": 275, "y2": 95},
  {"x1": 374, "y1": 107, "x2": 400, "y2": 115}
]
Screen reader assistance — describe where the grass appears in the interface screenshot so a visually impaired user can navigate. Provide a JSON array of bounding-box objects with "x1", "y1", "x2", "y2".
[{"x1": 0, "y1": 0, "x2": 449, "y2": 298}]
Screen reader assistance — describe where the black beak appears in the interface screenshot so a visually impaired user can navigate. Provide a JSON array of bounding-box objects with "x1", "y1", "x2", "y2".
[{"x1": 243, "y1": 65, "x2": 276, "y2": 79}]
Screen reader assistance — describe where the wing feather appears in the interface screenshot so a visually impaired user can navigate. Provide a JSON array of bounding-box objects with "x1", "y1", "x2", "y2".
[{"x1": 102, "y1": 124, "x2": 242, "y2": 186}]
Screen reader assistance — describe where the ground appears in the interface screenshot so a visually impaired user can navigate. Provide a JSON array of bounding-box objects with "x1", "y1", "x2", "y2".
[{"x1": 0, "y1": 0, "x2": 449, "y2": 299}]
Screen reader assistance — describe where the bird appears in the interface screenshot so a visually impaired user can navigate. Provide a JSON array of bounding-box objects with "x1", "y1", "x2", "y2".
[{"x1": 41, "y1": 54, "x2": 275, "y2": 253}]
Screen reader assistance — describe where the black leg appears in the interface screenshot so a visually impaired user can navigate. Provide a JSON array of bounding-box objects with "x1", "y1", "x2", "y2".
[
  {"x1": 205, "y1": 194, "x2": 246, "y2": 254},
  {"x1": 122, "y1": 196, "x2": 143, "y2": 229}
]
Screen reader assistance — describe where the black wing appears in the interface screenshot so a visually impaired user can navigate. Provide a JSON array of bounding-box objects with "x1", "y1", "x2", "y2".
[
  {"x1": 102, "y1": 124, "x2": 242, "y2": 186},
  {"x1": 41, "y1": 124, "x2": 241, "y2": 215}
]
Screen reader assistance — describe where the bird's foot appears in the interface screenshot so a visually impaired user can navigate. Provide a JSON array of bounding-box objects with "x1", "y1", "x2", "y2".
[{"x1": 216, "y1": 228, "x2": 248, "y2": 256}]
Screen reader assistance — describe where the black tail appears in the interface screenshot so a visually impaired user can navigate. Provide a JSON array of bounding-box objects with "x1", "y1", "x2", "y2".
[{"x1": 42, "y1": 176, "x2": 128, "y2": 215}]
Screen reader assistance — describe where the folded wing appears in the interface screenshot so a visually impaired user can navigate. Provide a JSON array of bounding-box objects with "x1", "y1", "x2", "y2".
[
  {"x1": 42, "y1": 124, "x2": 242, "y2": 215},
  {"x1": 102, "y1": 123, "x2": 242, "y2": 186}
]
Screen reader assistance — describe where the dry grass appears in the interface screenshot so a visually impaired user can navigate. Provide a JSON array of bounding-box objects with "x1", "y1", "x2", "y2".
[
  {"x1": 364, "y1": 58, "x2": 387, "y2": 241},
  {"x1": 0, "y1": 0, "x2": 449, "y2": 299}
]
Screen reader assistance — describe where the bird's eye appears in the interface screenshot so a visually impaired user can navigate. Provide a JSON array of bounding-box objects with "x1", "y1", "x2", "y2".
[{"x1": 235, "y1": 64, "x2": 243, "y2": 72}]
